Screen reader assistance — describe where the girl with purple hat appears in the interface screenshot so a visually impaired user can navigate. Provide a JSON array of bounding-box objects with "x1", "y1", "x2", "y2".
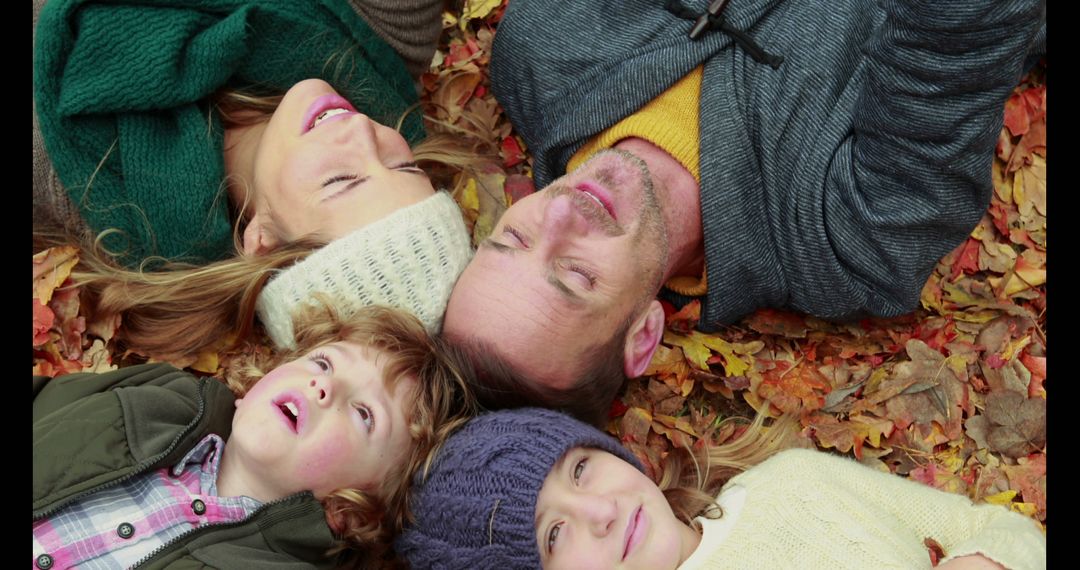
[{"x1": 396, "y1": 408, "x2": 1045, "y2": 569}]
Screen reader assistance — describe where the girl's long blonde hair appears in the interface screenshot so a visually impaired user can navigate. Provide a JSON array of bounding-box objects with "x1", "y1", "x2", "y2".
[
  {"x1": 51, "y1": 88, "x2": 491, "y2": 363},
  {"x1": 230, "y1": 303, "x2": 478, "y2": 568},
  {"x1": 657, "y1": 412, "x2": 803, "y2": 529}
]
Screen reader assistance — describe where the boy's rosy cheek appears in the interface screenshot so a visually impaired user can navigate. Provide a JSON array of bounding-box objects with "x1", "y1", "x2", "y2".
[
  {"x1": 298, "y1": 433, "x2": 366, "y2": 488},
  {"x1": 244, "y1": 367, "x2": 288, "y2": 400}
]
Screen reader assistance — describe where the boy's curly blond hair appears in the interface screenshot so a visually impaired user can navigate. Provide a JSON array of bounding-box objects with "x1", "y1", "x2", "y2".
[{"x1": 225, "y1": 303, "x2": 478, "y2": 568}]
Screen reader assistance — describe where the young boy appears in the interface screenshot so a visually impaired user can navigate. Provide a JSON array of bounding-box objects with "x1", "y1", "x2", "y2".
[{"x1": 33, "y1": 305, "x2": 476, "y2": 569}]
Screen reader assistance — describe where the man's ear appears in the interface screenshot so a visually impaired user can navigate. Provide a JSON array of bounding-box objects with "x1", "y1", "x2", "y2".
[
  {"x1": 623, "y1": 300, "x2": 666, "y2": 379},
  {"x1": 241, "y1": 212, "x2": 281, "y2": 256}
]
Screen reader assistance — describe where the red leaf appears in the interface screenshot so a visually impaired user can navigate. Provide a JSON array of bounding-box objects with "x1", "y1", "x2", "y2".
[
  {"x1": 1002, "y1": 92, "x2": 1030, "y2": 137},
  {"x1": 949, "y1": 238, "x2": 981, "y2": 280},
  {"x1": 666, "y1": 300, "x2": 701, "y2": 334},
  {"x1": 501, "y1": 135, "x2": 525, "y2": 168},
  {"x1": 608, "y1": 398, "x2": 629, "y2": 419},
  {"x1": 503, "y1": 173, "x2": 535, "y2": 204},
  {"x1": 986, "y1": 354, "x2": 1006, "y2": 369},
  {"x1": 1019, "y1": 353, "x2": 1046, "y2": 397}
]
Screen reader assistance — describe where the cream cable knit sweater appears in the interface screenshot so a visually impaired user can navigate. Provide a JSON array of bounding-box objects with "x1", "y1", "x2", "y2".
[{"x1": 679, "y1": 449, "x2": 1045, "y2": 570}]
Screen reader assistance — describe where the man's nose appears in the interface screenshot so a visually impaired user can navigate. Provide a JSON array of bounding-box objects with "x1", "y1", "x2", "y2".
[
  {"x1": 570, "y1": 493, "x2": 618, "y2": 538},
  {"x1": 539, "y1": 193, "x2": 586, "y2": 247}
]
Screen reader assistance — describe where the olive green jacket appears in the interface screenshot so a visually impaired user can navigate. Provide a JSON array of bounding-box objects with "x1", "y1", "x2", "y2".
[{"x1": 33, "y1": 364, "x2": 338, "y2": 569}]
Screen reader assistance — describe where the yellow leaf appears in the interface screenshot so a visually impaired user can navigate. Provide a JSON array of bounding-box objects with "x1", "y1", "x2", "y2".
[
  {"x1": 1010, "y1": 502, "x2": 1038, "y2": 518},
  {"x1": 1011, "y1": 167, "x2": 1026, "y2": 212},
  {"x1": 460, "y1": 178, "x2": 480, "y2": 213},
  {"x1": 992, "y1": 160, "x2": 1011, "y2": 203},
  {"x1": 190, "y1": 349, "x2": 219, "y2": 374},
  {"x1": 663, "y1": 331, "x2": 710, "y2": 370},
  {"x1": 1001, "y1": 336, "x2": 1032, "y2": 362},
  {"x1": 695, "y1": 332, "x2": 752, "y2": 377},
  {"x1": 33, "y1": 246, "x2": 79, "y2": 304},
  {"x1": 644, "y1": 344, "x2": 691, "y2": 381},
  {"x1": 1022, "y1": 155, "x2": 1047, "y2": 217},
  {"x1": 654, "y1": 414, "x2": 697, "y2": 437},
  {"x1": 984, "y1": 489, "x2": 1018, "y2": 506},
  {"x1": 850, "y1": 414, "x2": 895, "y2": 448},
  {"x1": 460, "y1": 0, "x2": 501, "y2": 29},
  {"x1": 680, "y1": 377, "x2": 694, "y2": 397}
]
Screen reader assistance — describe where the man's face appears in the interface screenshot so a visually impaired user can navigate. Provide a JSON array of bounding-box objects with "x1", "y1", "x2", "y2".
[{"x1": 444, "y1": 150, "x2": 669, "y2": 388}]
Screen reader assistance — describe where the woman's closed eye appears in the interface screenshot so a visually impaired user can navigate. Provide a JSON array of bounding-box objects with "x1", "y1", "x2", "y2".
[{"x1": 393, "y1": 161, "x2": 427, "y2": 175}]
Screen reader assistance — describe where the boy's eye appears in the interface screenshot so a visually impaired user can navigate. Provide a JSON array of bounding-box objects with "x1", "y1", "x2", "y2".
[
  {"x1": 547, "y1": 523, "x2": 561, "y2": 553},
  {"x1": 354, "y1": 404, "x2": 374, "y2": 432},
  {"x1": 309, "y1": 352, "x2": 332, "y2": 372}
]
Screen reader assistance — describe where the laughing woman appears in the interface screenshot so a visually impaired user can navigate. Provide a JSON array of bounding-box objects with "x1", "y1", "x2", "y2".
[{"x1": 33, "y1": 0, "x2": 454, "y2": 264}]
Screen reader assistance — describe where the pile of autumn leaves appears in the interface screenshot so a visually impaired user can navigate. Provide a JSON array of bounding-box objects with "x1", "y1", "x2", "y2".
[
  {"x1": 32, "y1": 0, "x2": 1046, "y2": 532},
  {"x1": 618, "y1": 71, "x2": 1047, "y2": 528}
]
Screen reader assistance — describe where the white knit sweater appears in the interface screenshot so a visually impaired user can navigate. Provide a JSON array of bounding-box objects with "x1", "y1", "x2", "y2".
[{"x1": 679, "y1": 449, "x2": 1045, "y2": 570}]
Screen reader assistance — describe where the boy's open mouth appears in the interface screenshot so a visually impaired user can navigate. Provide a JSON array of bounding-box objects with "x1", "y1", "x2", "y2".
[
  {"x1": 279, "y1": 402, "x2": 300, "y2": 431},
  {"x1": 271, "y1": 393, "x2": 305, "y2": 434}
]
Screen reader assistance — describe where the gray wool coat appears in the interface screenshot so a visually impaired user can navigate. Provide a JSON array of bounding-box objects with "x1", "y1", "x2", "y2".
[{"x1": 489, "y1": 0, "x2": 1045, "y2": 329}]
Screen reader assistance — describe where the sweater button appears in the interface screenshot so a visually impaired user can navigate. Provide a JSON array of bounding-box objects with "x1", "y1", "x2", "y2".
[
  {"x1": 191, "y1": 499, "x2": 207, "y2": 515},
  {"x1": 117, "y1": 522, "x2": 135, "y2": 539},
  {"x1": 35, "y1": 554, "x2": 54, "y2": 569}
]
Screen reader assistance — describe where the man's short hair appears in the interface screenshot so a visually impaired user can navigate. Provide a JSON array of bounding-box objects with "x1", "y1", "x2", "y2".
[{"x1": 448, "y1": 321, "x2": 633, "y2": 427}]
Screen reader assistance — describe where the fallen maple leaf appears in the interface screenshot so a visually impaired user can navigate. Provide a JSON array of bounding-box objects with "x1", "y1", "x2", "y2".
[
  {"x1": 983, "y1": 390, "x2": 1045, "y2": 458},
  {"x1": 1003, "y1": 453, "x2": 1046, "y2": 521}
]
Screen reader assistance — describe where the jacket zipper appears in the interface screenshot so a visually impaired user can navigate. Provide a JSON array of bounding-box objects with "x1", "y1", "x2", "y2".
[
  {"x1": 33, "y1": 379, "x2": 210, "y2": 521},
  {"x1": 131, "y1": 492, "x2": 311, "y2": 569}
]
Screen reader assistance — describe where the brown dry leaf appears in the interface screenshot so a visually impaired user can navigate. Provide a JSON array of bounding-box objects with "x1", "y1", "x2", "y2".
[
  {"x1": 619, "y1": 406, "x2": 653, "y2": 445},
  {"x1": 983, "y1": 390, "x2": 1045, "y2": 458},
  {"x1": 471, "y1": 167, "x2": 508, "y2": 243},
  {"x1": 744, "y1": 308, "x2": 808, "y2": 338}
]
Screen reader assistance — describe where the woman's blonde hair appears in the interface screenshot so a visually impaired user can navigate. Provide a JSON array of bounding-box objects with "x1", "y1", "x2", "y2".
[
  {"x1": 227, "y1": 302, "x2": 478, "y2": 568},
  {"x1": 656, "y1": 411, "x2": 803, "y2": 529},
  {"x1": 52, "y1": 86, "x2": 491, "y2": 364}
]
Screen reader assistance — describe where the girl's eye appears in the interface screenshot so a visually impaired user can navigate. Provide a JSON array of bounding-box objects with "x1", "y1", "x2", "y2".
[
  {"x1": 547, "y1": 523, "x2": 561, "y2": 554},
  {"x1": 573, "y1": 457, "x2": 587, "y2": 483},
  {"x1": 309, "y1": 352, "x2": 332, "y2": 372},
  {"x1": 354, "y1": 404, "x2": 374, "y2": 432},
  {"x1": 503, "y1": 225, "x2": 528, "y2": 248}
]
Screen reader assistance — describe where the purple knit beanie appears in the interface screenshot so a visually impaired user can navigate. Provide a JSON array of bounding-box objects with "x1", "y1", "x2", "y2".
[{"x1": 395, "y1": 407, "x2": 644, "y2": 569}]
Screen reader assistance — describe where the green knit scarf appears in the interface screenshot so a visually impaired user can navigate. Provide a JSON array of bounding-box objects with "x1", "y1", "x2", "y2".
[{"x1": 34, "y1": 0, "x2": 424, "y2": 264}]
